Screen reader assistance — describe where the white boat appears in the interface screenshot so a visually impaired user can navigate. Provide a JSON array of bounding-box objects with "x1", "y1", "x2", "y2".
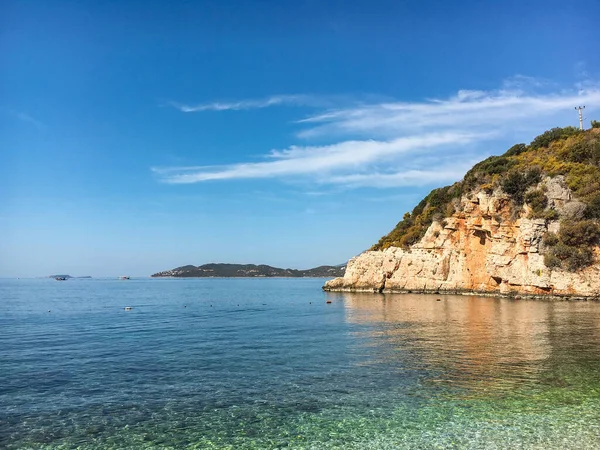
[{"x1": 119, "y1": 276, "x2": 130, "y2": 280}]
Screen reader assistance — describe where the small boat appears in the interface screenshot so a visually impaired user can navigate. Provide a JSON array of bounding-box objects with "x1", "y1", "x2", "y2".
[
  {"x1": 55, "y1": 277, "x2": 67, "y2": 281},
  {"x1": 119, "y1": 276, "x2": 130, "y2": 280}
]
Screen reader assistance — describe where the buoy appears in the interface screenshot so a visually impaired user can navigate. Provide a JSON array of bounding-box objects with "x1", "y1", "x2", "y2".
[
  {"x1": 47, "y1": 310, "x2": 51, "y2": 312},
  {"x1": 184, "y1": 305, "x2": 187, "y2": 308},
  {"x1": 124, "y1": 306, "x2": 132, "y2": 311}
]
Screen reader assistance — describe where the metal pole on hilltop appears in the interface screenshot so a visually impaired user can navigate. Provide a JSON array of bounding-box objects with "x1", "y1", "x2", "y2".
[{"x1": 575, "y1": 106, "x2": 585, "y2": 130}]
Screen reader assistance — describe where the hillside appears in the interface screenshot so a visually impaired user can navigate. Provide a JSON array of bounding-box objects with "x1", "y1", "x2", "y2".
[
  {"x1": 324, "y1": 124, "x2": 600, "y2": 298},
  {"x1": 152, "y1": 263, "x2": 345, "y2": 278}
]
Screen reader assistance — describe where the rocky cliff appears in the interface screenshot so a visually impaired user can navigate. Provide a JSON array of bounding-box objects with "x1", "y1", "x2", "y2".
[{"x1": 324, "y1": 127, "x2": 600, "y2": 299}]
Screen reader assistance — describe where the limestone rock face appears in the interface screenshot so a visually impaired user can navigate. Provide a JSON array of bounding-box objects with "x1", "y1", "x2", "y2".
[{"x1": 324, "y1": 182, "x2": 600, "y2": 298}]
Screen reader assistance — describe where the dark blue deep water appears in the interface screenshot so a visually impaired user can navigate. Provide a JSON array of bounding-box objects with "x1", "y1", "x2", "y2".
[{"x1": 2, "y1": 278, "x2": 600, "y2": 449}]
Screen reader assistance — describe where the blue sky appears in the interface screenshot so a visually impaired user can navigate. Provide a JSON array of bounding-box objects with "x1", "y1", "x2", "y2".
[{"x1": 2, "y1": 0, "x2": 600, "y2": 277}]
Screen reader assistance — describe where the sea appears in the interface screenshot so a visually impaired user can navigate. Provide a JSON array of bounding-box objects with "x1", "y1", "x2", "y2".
[{"x1": 1, "y1": 277, "x2": 600, "y2": 449}]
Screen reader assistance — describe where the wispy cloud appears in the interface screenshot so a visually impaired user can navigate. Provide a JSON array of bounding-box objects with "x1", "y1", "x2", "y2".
[
  {"x1": 156, "y1": 78, "x2": 600, "y2": 189},
  {"x1": 153, "y1": 132, "x2": 482, "y2": 185},
  {"x1": 324, "y1": 163, "x2": 477, "y2": 188},
  {"x1": 295, "y1": 86, "x2": 600, "y2": 139},
  {"x1": 10, "y1": 110, "x2": 47, "y2": 129},
  {"x1": 170, "y1": 95, "x2": 329, "y2": 112}
]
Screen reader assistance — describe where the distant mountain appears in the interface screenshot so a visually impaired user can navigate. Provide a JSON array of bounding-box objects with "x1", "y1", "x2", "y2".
[{"x1": 151, "y1": 263, "x2": 346, "y2": 278}]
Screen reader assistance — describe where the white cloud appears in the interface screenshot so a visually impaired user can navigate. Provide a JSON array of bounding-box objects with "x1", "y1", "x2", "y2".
[
  {"x1": 156, "y1": 78, "x2": 600, "y2": 189},
  {"x1": 154, "y1": 132, "x2": 481, "y2": 185},
  {"x1": 324, "y1": 165, "x2": 476, "y2": 189},
  {"x1": 170, "y1": 95, "x2": 327, "y2": 112},
  {"x1": 295, "y1": 86, "x2": 600, "y2": 139}
]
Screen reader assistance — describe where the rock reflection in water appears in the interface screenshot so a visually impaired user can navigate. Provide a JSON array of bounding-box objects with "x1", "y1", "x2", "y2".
[{"x1": 329, "y1": 292, "x2": 600, "y2": 397}]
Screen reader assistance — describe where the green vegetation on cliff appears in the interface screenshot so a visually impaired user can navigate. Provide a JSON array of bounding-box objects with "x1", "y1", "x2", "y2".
[{"x1": 372, "y1": 125, "x2": 600, "y2": 272}]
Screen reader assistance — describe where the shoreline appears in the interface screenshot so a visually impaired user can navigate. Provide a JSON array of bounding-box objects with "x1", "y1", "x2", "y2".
[
  {"x1": 322, "y1": 286, "x2": 600, "y2": 301},
  {"x1": 151, "y1": 276, "x2": 337, "y2": 279}
]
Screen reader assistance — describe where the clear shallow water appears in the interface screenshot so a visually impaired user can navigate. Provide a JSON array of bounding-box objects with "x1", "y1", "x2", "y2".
[{"x1": 1, "y1": 278, "x2": 600, "y2": 449}]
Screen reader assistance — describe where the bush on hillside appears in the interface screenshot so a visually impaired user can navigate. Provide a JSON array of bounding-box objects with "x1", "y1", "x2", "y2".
[
  {"x1": 558, "y1": 138, "x2": 600, "y2": 165},
  {"x1": 501, "y1": 167, "x2": 542, "y2": 204},
  {"x1": 524, "y1": 189, "x2": 548, "y2": 217},
  {"x1": 583, "y1": 193, "x2": 600, "y2": 219},
  {"x1": 542, "y1": 232, "x2": 559, "y2": 247},
  {"x1": 546, "y1": 243, "x2": 594, "y2": 272},
  {"x1": 373, "y1": 127, "x2": 600, "y2": 266},
  {"x1": 464, "y1": 156, "x2": 515, "y2": 190},
  {"x1": 504, "y1": 143, "x2": 528, "y2": 157},
  {"x1": 558, "y1": 220, "x2": 600, "y2": 247},
  {"x1": 530, "y1": 126, "x2": 580, "y2": 150},
  {"x1": 544, "y1": 253, "x2": 561, "y2": 269},
  {"x1": 543, "y1": 220, "x2": 600, "y2": 272}
]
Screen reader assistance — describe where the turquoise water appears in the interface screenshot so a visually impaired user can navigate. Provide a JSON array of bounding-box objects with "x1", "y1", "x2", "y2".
[{"x1": 1, "y1": 278, "x2": 600, "y2": 449}]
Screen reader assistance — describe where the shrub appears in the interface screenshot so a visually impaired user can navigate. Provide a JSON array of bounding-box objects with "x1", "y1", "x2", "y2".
[
  {"x1": 559, "y1": 138, "x2": 600, "y2": 165},
  {"x1": 501, "y1": 171, "x2": 526, "y2": 203},
  {"x1": 544, "y1": 253, "x2": 561, "y2": 269},
  {"x1": 542, "y1": 209, "x2": 560, "y2": 221},
  {"x1": 445, "y1": 203, "x2": 456, "y2": 217},
  {"x1": 476, "y1": 156, "x2": 515, "y2": 175},
  {"x1": 501, "y1": 168, "x2": 542, "y2": 204},
  {"x1": 542, "y1": 219, "x2": 599, "y2": 272},
  {"x1": 565, "y1": 165, "x2": 600, "y2": 196},
  {"x1": 524, "y1": 189, "x2": 548, "y2": 217},
  {"x1": 371, "y1": 183, "x2": 464, "y2": 250},
  {"x1": 530, "y1": 127, "x2": 581, "y2": 150},
  {"x1": 464, "y1": 156, "x2": 515, "y2": 190},
  {"x1": 565, "y1": 247, "x2": 594, "y2": 271},
  {"x1": 543, "y1": 220, "x2": 600, "y2": 271},
  {"x1": 543, "y1": 232, "x2": 559, "y2": 246},
  {"x1": 399, "y1": 229, "x2": 424, "y2": 247},
  {"x1": 545, "y1": 243, "x2": 593, "y2": 272},
  {"x1": 583, "y1": 193, "x2": 600, "y2": 219},
  {"x1": 558, "y1": 220, "x2": 600, "y2": 247},
  {"x1": 504, "y1": 143, "x2": 528, "y2": 157},
  {"x1": 525, "y1": 166, "x2": 542, "y2": 185},
  {"x1": 550, "y1": 242, "x2": 577, "y2": 260},
  {"x1": 592, "y1": 120, "x2": 600, "y2": 129}
]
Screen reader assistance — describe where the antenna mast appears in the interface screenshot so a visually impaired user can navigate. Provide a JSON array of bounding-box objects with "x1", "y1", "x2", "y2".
[{"x1": 575, "y1": 106, "x2": 585, "y2": 130}]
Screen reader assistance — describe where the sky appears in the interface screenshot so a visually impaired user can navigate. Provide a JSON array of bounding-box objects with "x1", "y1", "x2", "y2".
[{"x1": 1, "y1": 0, "x2": 600, "y2": 277}]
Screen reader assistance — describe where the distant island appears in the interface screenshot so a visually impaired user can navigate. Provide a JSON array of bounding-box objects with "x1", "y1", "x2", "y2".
[{"x1": 152, "y1": 263, "x2": 346, "y2": 278}]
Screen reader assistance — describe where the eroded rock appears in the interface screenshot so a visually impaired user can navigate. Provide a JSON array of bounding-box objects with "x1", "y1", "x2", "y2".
[{"x1": 324, "y1": 186, "x2": 600, "y2": 298}]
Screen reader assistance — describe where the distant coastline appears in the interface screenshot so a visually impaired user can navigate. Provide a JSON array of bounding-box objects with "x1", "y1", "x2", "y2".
[{"x1": 152, "y1": 263, "x2": 345, "y2": 278}]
